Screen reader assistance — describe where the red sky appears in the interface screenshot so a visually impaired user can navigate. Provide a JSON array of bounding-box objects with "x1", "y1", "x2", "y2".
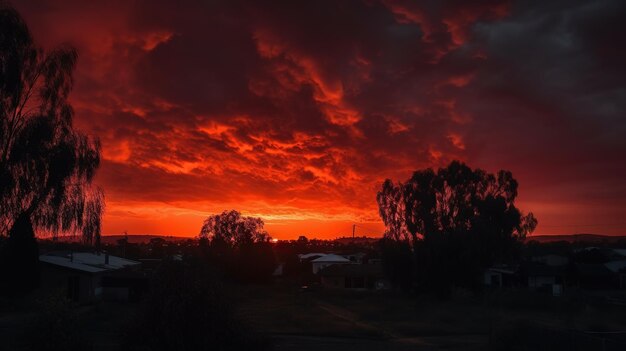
[{"x1": 15, "y1": 0, "x2": 626, "y2": 239}]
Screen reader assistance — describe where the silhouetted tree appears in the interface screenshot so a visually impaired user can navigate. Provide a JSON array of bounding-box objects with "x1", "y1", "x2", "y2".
[
  {"x1": 200, "y1": 210, "x2": 268, "y2": 247},
  {"x1": 377, "y1": 180, "x2": 409, "y2": 242},
  {"x1": 377, "y1": 161, "x2": 537, "y2": 295},
  {"x1": 1, "y1": 213, "x2": 39, "y2": 294},
  {"x1": 0, "y1": 5, "x2": 103, "y2": 295},
  {"x1": 199, "y1": 210, "x2": 275, "y2": 282}
]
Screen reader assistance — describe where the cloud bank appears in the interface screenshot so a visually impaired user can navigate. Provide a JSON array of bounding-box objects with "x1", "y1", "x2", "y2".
[{"x1": 16, "y1": 0, "x2": 626, "y2": 237}]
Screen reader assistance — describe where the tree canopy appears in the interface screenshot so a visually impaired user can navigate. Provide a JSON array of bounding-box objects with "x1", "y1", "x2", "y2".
[
  {"x1": 0, "y1": 5, "x2": 103, "y2": 243},
  {"x1": 198, "y1": 210, "x2": 275, "y2": 283},
  {"x1": 199, "y1": 210, "x2": 268, "y2": 248},
  {"x1": 377, "y1": 161, "x2": 537, "y2": 293}
]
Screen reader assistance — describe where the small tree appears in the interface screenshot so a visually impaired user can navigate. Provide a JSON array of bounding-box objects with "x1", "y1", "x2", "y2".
[
  {"x1": 199, "y1": 210, "x2": 275, "y2": 283},
  {"x1": 199, "y1": 210, "x2": 268, "y2": 248},
  {"x1": 377, "y1": 161, "x2": 537, "y2": 294}
]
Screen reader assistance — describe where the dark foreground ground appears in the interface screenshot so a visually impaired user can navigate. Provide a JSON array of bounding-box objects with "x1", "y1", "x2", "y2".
[
  {"x1": 2, "y1": 285, "x2": 626, "y2": 350},
  {"x1": 233, "y1": 284, "x2": 626, "y2": 351}
]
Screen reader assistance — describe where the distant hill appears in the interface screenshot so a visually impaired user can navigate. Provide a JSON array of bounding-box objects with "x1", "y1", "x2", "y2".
[
  {"x1": 51, "y1": 233, "x2": 625, "y2": 245},
  {"x1": 333, "y1": 236, "x2": 380, "y2": 245},
  {"x1": 526, "y1": 234, "x2": 626, "y2": 243},
  {"x1": 100, "y1": 234, "x2": 192, "y2": 244}
]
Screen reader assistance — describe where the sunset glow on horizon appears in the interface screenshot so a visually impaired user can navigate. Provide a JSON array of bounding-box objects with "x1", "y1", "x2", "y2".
[{"x1": 16, "y1": 0, "x2": 626, "y2": 239}]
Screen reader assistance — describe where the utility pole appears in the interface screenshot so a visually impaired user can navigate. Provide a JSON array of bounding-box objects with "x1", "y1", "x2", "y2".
[{"x1": 352, "y1": 224, "x2": 356, "y2": 238}]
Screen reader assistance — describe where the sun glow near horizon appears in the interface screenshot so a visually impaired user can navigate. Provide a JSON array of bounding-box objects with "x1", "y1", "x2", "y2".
[
  {"x1": 15, "y1": 0, "x2": 626, "y2": 239},
  {"x1": 101, "y1": 200, "x2": 386, "y2": 239}
]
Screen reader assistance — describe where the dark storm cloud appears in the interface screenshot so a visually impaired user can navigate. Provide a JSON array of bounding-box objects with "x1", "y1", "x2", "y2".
[
  {"x1": 14, "y1": 0, "x2": 626, "y2": 236},
  {"x1": 448, "y1": 0, "x2": 626, "y2": 233}
]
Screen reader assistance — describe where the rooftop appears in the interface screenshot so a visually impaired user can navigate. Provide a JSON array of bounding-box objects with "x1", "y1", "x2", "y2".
[
  {"x1": 311, "y1": 254, "x2": 351, "y2": 263},
  {"x1": 39, "y1": 252, "x2": 140, "y2": 273}
]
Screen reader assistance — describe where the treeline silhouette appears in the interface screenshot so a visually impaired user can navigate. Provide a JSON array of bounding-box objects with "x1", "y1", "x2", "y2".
[
  {"x1": 198, "y1": 210, "x2": 276, "y2": 283},
  {"x1": 377, "y1": 161, "x2": 537, "y2": 297}
]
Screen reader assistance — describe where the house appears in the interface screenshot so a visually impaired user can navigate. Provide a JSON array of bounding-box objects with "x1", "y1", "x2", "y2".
[
  {"x1": 484, "y1": 265, "x2": 518, "y2": 288},
  {"x1": 344, "y1": 252, "x2": 367, "y2": 263},
  {"x1": 319, "y1": 263, "x2": 390, "y2": 290},
  {"x1": 298, "y1": 253, "x2": 326, "y2": 262},
  {"x1": 101, "y1": 269, "x2": 148, "y2": 302},
  {"x1": 605, "y1": 260, "x2": 626, "y2": 289},
  {"x1": 521, "y1": 262, "x2": 567, "y2": 296},
  {"x1": 310, "y1": 254, "x2": 352, "y2": 274},
  {"x1": 39, "y1": 252, "x2": 142, "y2": 304},
  {"x1": 611, "y1": 249, "x2": 626, "y2": 258}
]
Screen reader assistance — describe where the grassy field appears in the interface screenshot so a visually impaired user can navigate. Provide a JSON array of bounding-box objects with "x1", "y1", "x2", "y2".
[
  {"x1": 232, "y1": 284, "x2": 491, "y2": 349},
  {"x1": 232, "y1": 284, "x2": 626, "y2": 350},
  {"x1": 4, "y1": 283, "x2": 626, "y2": 350}
]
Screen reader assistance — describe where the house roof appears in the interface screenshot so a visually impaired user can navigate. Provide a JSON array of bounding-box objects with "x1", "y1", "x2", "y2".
[
  {"x1": 311, "y1": 254, "x2": 351, "y2": 263},
  {"x1": 345, "y1": 252, "x2": 367, "y2": 258},
  {"x1": 298, "y1": 253, "x2": 326, "y2": 260},
  {"x1": 487, "y1": 266, "x2": 517, "y2": 275},
  {"x1": 605, "y1": 260, "x2": 626, "y2": 273},
  {"x1": 39, "y1": 252, "x2": 140, "y2": 273},
  {"x1": 319, "y1": 263, "x2": 384, "y2": 278}
]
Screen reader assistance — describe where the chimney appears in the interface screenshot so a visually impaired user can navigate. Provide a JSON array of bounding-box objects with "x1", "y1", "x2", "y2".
[{"x1": 105, "y1": 253, "x2": 110, "y2": 265}]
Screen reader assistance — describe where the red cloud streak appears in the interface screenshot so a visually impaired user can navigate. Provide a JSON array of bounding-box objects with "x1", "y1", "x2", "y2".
[{"x1": 14, "y1": 0, "x2": 626, "y2": 238}]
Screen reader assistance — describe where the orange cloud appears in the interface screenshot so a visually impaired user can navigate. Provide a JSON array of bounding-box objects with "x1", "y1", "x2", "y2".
[{"x1": 14, "y1": 0, "x2": 626, "y2": 239}]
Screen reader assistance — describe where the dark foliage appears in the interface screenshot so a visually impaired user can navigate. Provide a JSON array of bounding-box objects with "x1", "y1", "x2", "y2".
[
  {"x1": 0, "y1": 213, "x2": 39, "y2": 296},
  {"x1": 235, "y1": 241, "x2": 277, "y2": 283},
  {"x1": 122, "y1": 258, "x2": 271, "y2": 351},
  {"x1": 377, "y1": 161, "x2": 537, "y2": 295},
  {"x1": 21, "y1": 292, "x2": 88, "y2": 351},
  {"x1": 0, "y1": 4, "x2": 103, "y2": 295},
  {"x1": 0, "y1": 4, "x2": 103, "y2": 242},
  {"x1": 377, "y1": 238, "x2": 413, "y2": 291},
  {"x1": 199, "y1": 210, "x2": 276, "y2": 283},
  {"x1": 572, "y1": 248, "x2": 609, "y2": 264}
]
